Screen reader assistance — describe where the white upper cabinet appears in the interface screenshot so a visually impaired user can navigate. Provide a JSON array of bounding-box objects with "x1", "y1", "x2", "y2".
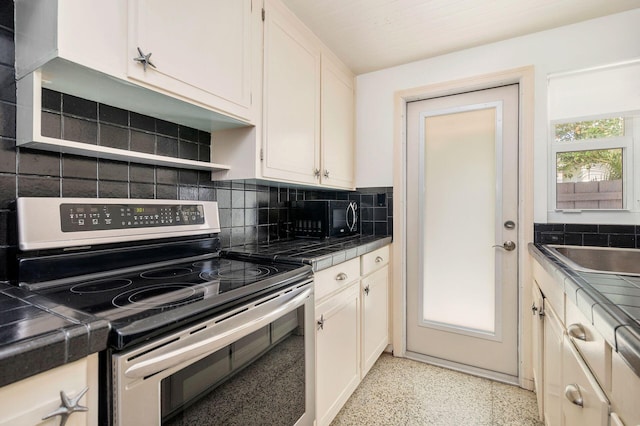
[
  {"x1": 16, "y1": 0, "x2": 256, "y2": 135},
  {"x1": 212, "y1": 0, "x2": 355, "y2": 189},
  {"x1": 262, "y1": 0, "x2": 321, "y2": 185},
  {"x1": 127, "y1": 0, "x2": 257, "y2": 123},
  {"x1": 321, "y1": 54, "x2": 355, "y2": 189},
  {"x1": 15, "y1": 0, "x2": 125, "y2": 79}
]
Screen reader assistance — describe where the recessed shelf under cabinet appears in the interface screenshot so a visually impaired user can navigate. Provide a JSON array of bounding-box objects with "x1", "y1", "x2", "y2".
[{"x1": 16, "y1": 68, "x2": 236, "y2": 172}]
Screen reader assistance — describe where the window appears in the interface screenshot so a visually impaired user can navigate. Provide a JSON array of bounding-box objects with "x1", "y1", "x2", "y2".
[
  {"x1": 547, "y1": 60, "x2": 640, "y2": 223},
  {"x1": 553, "y1": 118, "x2": 628, "y2": 210}
]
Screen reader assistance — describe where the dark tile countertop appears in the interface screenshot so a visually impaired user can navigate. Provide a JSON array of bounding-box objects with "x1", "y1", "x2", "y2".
[
  {"x1": 224, "y1": 235, "x2": 393, "y2": 271},
  {"x1": 0, "y1": 283, "x2": 110, "y2": 387},
  {"x1": 529, "y1": 243, "x2": 640, "y2": 378},
  {"x1": 0, "y1": 234, "x2": 391, "y2": 387}
]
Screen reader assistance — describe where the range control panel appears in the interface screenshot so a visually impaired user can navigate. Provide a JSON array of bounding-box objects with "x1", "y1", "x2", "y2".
[{"x1": 60, "y1": 203, "x2": 205, "y2": 232}]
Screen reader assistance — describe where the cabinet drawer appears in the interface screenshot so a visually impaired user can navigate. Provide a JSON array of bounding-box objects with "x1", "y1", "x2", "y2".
[
  {"x1": 361, "y1": 245, "x2": 389, "y2": 276},
  {"x1": 565, "y1": 299, "x2": 611, "y2": 391},
  {"x1": 562, "y1": 336, "x2": 609, "y2": 426},
  {"x1": 611, "y1": 350, "x2": 640, "y2": 426},
  {"x1": 314, "y1": 258, "x2": 360, "y2": 301}
]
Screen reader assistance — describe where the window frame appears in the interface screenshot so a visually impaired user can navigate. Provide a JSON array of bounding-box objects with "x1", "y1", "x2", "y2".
[{"x1": 548, "y1": 114, "x2": 639, "y2": 224}]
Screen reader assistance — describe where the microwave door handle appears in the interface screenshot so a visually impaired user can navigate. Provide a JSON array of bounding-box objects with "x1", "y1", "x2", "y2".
[
  {"x1": 123, "y1": 287, "x2": 311, "y2": 379},
  {"x1": 346, "y1": 203, "x2": 357, "y2": 232}
]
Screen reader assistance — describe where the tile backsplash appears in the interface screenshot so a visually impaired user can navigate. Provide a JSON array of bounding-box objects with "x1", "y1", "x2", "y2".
[
  {"x1": 0, "y1": 2, "x2": 392, "y2": 281},
  {"x1": 534, "y1": 223, "x2": 640, "y2": 248}
]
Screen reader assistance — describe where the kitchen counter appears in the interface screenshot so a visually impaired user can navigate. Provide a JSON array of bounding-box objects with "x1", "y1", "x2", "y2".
[
  {"x1": 529, "y1": 243, "x2": 640, "y2": 377},
  {"x1": 0, "y1": 283, "x2": 109, "y2": 387},
  {"x1": 224, "y1": 235, "x2": 393, "y2": 271},
  {"x1": 0, "y1": 234, "x2": 391, "y2": 388}
]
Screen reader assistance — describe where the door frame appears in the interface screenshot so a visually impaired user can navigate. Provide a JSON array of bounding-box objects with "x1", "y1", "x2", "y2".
[{"x1": 391, "y1": 66, "x2": 535, "y2": 389}]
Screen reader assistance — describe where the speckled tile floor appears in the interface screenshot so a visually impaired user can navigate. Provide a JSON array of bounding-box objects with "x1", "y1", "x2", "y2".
[{"x1": 331, "y1": 353, "x2": 543, "y2": 426}]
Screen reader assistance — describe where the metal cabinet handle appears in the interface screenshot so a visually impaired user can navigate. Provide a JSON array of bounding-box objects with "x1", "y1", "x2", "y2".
[
  {"x1": 564, "y1": 384, "x2": 584, "y2": 407},
  {"x1": 133, "y1": 47, "x2": 156, "y2": 71},
  {"x1": 335, "y1": 272, "x2": 348, "y2": 281},
  {"x1": 323, "y1": 170, "x2": 330, "y2": 178},
  {"x1": 313, "y1": 168, "x2": 321, "y2": 178},
  {"x1": 42, "y1": 387, "x2": 89, "y2": 426},
  {"x1": 531, "y1": 303, "x2": 538, "y2": 315},
  {"x1": 568, "y1": 324, "x2": 587, "y2": 341},
  {"x1": 317, "y1": 314, "x2": 325, "y2": 330},
  {"x1": 364, "y1": 285, "x2": 370, "y2": 295},
  {"x1": 375, "y1": 256, "x2": 384, "y2": 263}
]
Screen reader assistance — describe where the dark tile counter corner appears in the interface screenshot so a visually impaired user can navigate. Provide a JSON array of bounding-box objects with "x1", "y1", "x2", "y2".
[
  {"x1": 0, "y1": 284, "x2": 109, "y2": 387},
  {"x1": 224, "y1": 235, "x2": 392, "y2": 271},
  {"x1": 528, "y1": 242, "x2": 640, "y2": 378}
]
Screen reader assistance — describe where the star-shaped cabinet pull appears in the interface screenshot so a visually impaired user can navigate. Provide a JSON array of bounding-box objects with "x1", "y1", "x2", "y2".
[
  {"x1": 133, "y1": 47, "x2": 157, "y2": 71},
  {"x1": 42, "y1": 387, "x2": 89, "y2": 426}
]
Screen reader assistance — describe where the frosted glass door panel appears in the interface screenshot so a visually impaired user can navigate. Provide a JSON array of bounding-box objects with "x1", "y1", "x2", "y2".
[{"x1": 422, "y1": 108, "x2": 497, "y2": 334}]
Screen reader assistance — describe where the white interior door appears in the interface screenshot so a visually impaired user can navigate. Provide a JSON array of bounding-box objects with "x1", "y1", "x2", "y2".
[{"x1": 405, "y1": 84, "x2": 519, "y2": 379}]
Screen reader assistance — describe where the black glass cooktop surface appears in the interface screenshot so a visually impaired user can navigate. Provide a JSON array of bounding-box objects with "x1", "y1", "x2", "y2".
[{"x1": 27, "y1": 254, "x2": 312, "y2": 349}]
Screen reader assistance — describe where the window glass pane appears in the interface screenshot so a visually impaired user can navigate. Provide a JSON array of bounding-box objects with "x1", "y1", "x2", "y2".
[
  {"x1": 556, "y1": 148, "x2": 623, "y2": 209},
  {"x1": 554, "y1": 118, "x2": 624, "y2": 142}
]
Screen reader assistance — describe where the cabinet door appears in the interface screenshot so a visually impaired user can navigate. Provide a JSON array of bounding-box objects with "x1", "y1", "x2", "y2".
[
  {"x1": 562, "y1": 336, "x2": 609, "y2": 426},
  {"x1": 320, "y1": 54, "x2": 355, "y2": 189},
  {"x1": 127, "y1": 0, "x2": 254, "y2": 121},
  {"x1": 531, "y1": 282, "x2": 545, "y2": 421},
  {"x1": 361, "y1": 265, "x2": 389, "y2": 377},
  {"x1": 0, "y1": 355, "x2": 98, "y2": 426},
  {"x1": 262, "y1": 0, "x2": 321, "y2": 185},
  {"x1": 543, "y1": 302, "x2": 563, "y2": 426},
  {"x1": 316, "y1": 284, "x2": 360, "y2": 426}
]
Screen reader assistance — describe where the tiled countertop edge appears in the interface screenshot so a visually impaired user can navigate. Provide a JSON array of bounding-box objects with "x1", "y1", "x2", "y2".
[
  {"x1": 307, "y1": 236, "x2": 392, "y2": 271},
  {"x1": 529, "y1": 243, "x2": 640, "y2": 377},
  {"x1": 0, "y1": 284, "x2": 109, "y2": 387}
]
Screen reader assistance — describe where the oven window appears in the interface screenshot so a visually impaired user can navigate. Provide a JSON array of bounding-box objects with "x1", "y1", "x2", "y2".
[{"x1": 161, "y1": 306, "x2": 306, "y2": 425}]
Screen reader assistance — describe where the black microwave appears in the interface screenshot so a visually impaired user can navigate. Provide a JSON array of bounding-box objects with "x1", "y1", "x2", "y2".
[{"x1": 290, "y1": 200, "x2": 359, "y2": 239}]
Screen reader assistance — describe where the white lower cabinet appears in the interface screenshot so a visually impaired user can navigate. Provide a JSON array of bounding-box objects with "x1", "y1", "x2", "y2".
[
  {"x1": 361, "y1": 266, "x2": 389, "y2": 378},
  {"x1": 543, "y1": 301, "x2": 564, "y2": 426},
  {"x1": 611, "y1": 350, "x2": 640, "y2": 426},
  {"x1": 314, "y1": 243, "x2": 391, "y2": 426},
  {"x1": 360, "y1": 246, "x2": 390, "y2": 378},
  {"x1": 0, "y1": 354, "x2": 98, "y2": 426},
  {"x1": 531, "y1": 283, "x2": 545, "y2": 421},
  {"x1": 561, "y1": 336, "x2": 609, "y2": 426},
  {"x1": 315, "y1": 282, "x2": 360, "y2": 426},
  {"x1": 532, "y1": 256, "x2": 625, "y2": 426}
]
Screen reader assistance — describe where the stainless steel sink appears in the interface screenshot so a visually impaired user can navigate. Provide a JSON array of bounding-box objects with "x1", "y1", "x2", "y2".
[{"x1": 546, "y1": 244, "x2": 640, "y2": 277}]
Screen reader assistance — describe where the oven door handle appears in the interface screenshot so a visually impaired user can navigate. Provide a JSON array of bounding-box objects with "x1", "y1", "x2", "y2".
[{"x1": 124, "y1": 287, "x2": 311, "y2": 379}]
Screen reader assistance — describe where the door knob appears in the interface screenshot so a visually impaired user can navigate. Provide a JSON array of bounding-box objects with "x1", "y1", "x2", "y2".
[{"x1": 493, "y1": 241, "x2": 516, "y2": 251}]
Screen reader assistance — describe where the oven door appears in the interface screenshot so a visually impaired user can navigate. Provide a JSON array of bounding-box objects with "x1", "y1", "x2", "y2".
[{"x1": 113, "y1": 281, "x2": 314, "y2": 426}]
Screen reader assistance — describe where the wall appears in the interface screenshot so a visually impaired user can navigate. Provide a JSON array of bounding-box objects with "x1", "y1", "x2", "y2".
[
  {"x1": 0, "y1": 2, "x2": 392, "y2": 282},
  {"x1": 355, "y1": 9, "x2": 640, "y2": 223}
]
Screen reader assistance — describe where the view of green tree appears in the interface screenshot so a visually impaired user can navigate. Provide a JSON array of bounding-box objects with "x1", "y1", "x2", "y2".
[
  {"x1": 556, "y1": 148, "x2": 622, "y2": 180},
  {"x1": 555, "y1": 118, "x2": 624, "y2": 181},
  {"x1": 554, "y1": 117, "x2": 624, "y2": 142}
]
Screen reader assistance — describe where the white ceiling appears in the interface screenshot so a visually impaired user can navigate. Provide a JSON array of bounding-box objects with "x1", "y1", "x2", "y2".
[{"x1": 280, "y1": 0, "x2": 640, "y2": 75}]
